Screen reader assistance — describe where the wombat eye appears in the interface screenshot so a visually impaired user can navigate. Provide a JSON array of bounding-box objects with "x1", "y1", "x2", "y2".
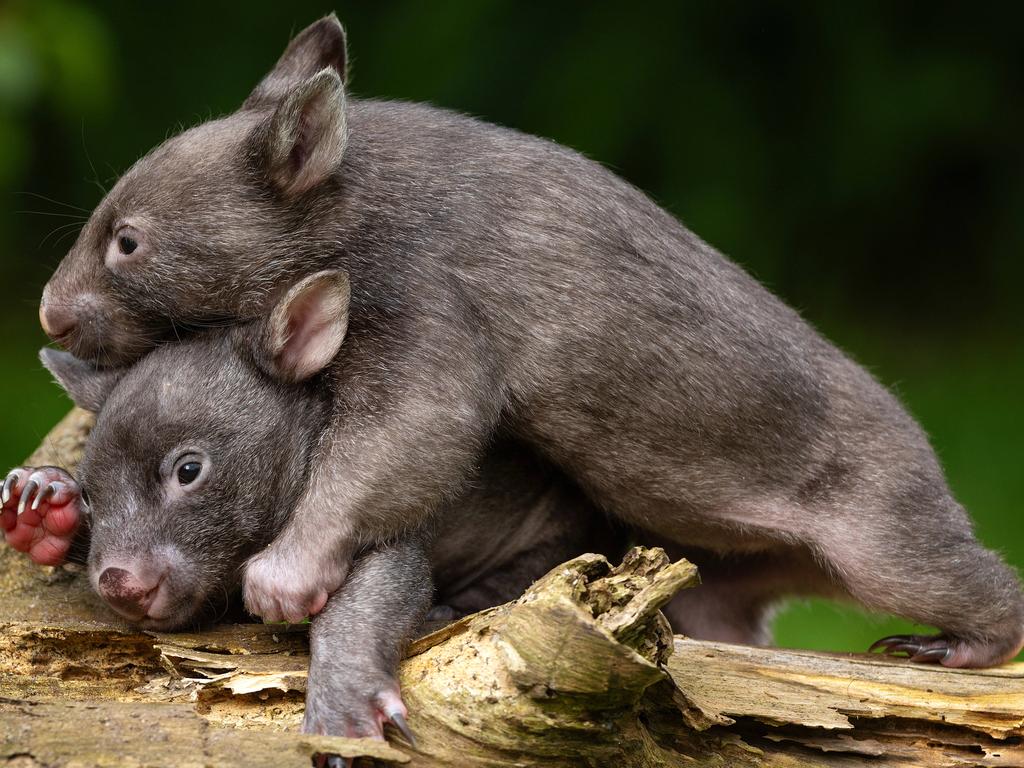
[
  {"x1": 177, "y1": 462, "x2": 202, "y2": 486},
  {"x1": 106, "y1": 224, "x2": 146, "y2": 269},
  {"x1": 118, "y1": 235, "x2": 138, "y2": 255}
]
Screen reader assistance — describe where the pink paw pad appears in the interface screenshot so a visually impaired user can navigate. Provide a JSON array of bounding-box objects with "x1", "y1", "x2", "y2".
[{"x1": 1, "y1": 467, "x2": 84, "y2": 566}]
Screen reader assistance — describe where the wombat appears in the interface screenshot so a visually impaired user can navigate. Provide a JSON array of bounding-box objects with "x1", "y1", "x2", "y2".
[
  {"x1": 37, "y1": 14, "x2": 1024, "y2": 666},
  {"x1": 3, "y1": 271, "x2": 618, "y2": 739}
]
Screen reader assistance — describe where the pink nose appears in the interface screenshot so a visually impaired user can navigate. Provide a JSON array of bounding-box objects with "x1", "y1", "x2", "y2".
[
  {"x1": 97, "y1": 566, "x2": 157, "y2": 618},
  {"x1": 39, "y1": 300, "x2": 78, "y2": 341}
]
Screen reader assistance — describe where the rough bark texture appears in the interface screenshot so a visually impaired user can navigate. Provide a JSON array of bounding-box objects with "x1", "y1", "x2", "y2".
[{"x1": 2, "y1": 408, "x2": 1022, "y2": 767}]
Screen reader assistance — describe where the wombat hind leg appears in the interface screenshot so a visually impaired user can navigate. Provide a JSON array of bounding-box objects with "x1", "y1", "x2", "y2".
[
  {"x1": 660, "y1": 545, "x2": 832, "y2": 646},
  {"x1": 817, "y1": 504, "x2": 1024, "y2": 669}
]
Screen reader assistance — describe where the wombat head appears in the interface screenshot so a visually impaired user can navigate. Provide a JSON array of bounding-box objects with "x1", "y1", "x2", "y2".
[
  {"x1": 41, "y1": 15, "x2": 351, "y2": 366},
  {"x1": 43, "y1": 270, "x2": 349, "y2": 630}
]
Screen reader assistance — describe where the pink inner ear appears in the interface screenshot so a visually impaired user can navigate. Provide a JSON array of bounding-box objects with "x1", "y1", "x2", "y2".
[{"x1": 275, "y1": 279, "x2": 348, "y2": 381}]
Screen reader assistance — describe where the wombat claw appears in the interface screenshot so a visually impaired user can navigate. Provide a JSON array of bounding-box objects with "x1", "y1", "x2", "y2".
[
  {"x1": 18, "y1": 479, "x2": 39, "y2": 516},
  {"x1": 3, "y1": 470, "x2": 73, "y2": 517},
  {"x1": 31, "y1": 482, "x2": 58, "y2": 511},
  {"x1": 1, "y1": 472, "x2": 17, "y2": 505},
  {"x1": 388, "y1": 711, "x2": 416, "y2": 748},
  {"x1": 314, "y1": 712, "x2": 415, "y2": 768},
  {"x1": 314, "y1": 754, "x2": 346, "y2": 768},
  {"x1": 869, "y1": 633, "x2": 952, "y2": 663}
]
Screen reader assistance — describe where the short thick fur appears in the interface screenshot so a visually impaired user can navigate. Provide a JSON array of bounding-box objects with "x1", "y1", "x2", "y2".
[{"x1": 43, "y1": 16, "x2": 1024, "y2": 663}]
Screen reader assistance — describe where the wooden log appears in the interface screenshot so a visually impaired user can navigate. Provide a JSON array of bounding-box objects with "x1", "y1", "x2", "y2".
[{"x1": 2, "y1": 408, "x2": 1022, "y2": 767}]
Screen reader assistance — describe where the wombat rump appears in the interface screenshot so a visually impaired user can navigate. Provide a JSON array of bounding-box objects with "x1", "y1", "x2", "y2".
[{"x1": 37, "y1": 14, "x2": 1024, "y2": 666}]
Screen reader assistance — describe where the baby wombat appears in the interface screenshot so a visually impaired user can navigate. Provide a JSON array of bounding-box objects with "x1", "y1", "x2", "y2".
[
  {"x1": 3, "y1": 271, "x2": 617, "y2": 739},
  {"x1": 37, "y1": 14, "x2": 1024, "y2": 665}
]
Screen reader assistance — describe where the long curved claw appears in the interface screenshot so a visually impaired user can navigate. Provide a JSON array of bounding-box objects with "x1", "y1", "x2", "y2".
[
  {"x1": 910, "y1": 646, "x2": 951, "y2": 663},
  {"x1": 388, "y1": 712, "x2": 416, "y2": 749},
  {"x1": 2, "y1": 471, "x2": 19, "y2": 505},
  {"x1": 18, "y1": 479, "x2": 39, "y2": 516},
  {"x1": 869, "y1": 633, "x2": 952, "y2": 664},
  {"x1": 31, "y1": 483, "x2": 57, "y2": 511},
  {"x1": 886, "y1": 641, "x2": 924, "y2": 656},
  {"x1": 868, "y1": 634, "x2": 911, "y2": 653}
]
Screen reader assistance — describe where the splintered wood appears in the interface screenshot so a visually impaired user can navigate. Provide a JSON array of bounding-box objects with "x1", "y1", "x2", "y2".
[{"x1": 2, "y1": 407, "x2": 1022, "y2": 767}]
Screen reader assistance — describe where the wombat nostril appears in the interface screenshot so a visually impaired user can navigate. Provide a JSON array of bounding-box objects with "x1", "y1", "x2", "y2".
[
  {"x1": 98, "y1": 566, "x2": 132, "y2": 593},
  {"x1": 39, "y1": 301, "x2": 78, "y2": 340},
  {"x1": 97, "y1": 566, "x2": 152, "y2": 615}
]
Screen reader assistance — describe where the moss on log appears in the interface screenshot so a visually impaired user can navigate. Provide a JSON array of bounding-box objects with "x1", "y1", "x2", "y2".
[{"x1": 2, "y1": 408, "x2": 1022, "y2": 767}]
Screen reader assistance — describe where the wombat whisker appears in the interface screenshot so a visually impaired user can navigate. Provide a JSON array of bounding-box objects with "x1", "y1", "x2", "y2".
[
  {"x1": 39, "y1": 222, "x2": 85, "y2": 250},
  {"x1": 15, "y1": 191, "x2": 92, "y2": 213},
  {"x1": 80, "y1": 123, "x2": 109, "y2": 197},
  {"x1": 16, "y1": 210, "x2": 89, "y2": 220}
]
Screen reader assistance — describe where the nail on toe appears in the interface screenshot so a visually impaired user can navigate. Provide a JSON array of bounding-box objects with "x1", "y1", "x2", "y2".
[
  {"x1": 18, "y1": 480, "x2": 39, "y2": 516},
  {"x1": 32, "y1": 484, "x2": 55, "y2": 511},
  {"x1": 2, "y1": 473, "x2": 18, "y2": 505},
  {"x1": 389, "y1": 712, "x2": 416, "y2": 748}
]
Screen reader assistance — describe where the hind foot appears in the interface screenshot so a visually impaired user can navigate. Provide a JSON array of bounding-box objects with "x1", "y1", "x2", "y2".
[{"x1": 870, "y1": 632, "x2": 1024, "y2": 668}]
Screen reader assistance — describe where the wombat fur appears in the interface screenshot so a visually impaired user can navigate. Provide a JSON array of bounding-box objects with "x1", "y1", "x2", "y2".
[
  {"x1": 7, "y1": 271, "x2": 617, "y2": 737},
  {"x1": 38, "y1": 14, "x2": 1024, "y2": 667}
]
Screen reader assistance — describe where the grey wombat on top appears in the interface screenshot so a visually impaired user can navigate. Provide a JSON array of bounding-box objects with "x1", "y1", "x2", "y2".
[{"x1": 37, "y1": 14, "x2": 1024, "y2": 666}]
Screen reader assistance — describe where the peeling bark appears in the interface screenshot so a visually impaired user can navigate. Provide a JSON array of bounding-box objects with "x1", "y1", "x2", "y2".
[{"x1": 2, "y1": 408, "x2": 1022, "y2": 767}]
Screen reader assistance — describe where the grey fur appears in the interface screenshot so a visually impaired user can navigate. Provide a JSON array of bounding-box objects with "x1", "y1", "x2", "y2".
[
  {"x1": 40, "y1": 15, "x2": 1024, "y2": 666},
  {"x1": 36, "y1": 313, "x2": 618, "y2": 733}
]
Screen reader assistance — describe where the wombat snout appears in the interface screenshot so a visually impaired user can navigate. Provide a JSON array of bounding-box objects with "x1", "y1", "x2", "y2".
[
  {"x1": 92, "y1": 547, "x2": 189, "y2": 625},
  {"x1": 97, "y1": 566, "x2": 161, "y2": 619},
  {"x1": 39, "y1": 295, "x2": 78, "y2": 342}
]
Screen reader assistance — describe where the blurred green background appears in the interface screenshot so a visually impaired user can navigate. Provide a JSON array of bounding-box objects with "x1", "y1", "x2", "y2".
[{"x1": 1, "y1": 0, "x2": 1021, "y2": 656}]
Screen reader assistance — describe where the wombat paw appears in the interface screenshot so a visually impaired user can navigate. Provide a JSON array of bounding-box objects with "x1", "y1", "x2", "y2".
[
  {"x1": 242, "y1": 546, "x2": 348, "y2": 623},
  {"x1": 869, "y1": 632, "x2": 1024, "y2": 668},
  {"x1": 303, "y1": 685, "x2": 415, "y2": 747},
  {"x1": 1, "y1": 466, "x2": 83, "y2": 566}
]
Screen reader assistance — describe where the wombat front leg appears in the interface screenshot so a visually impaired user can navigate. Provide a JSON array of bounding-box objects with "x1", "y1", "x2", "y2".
[
  {"x1": 303, "y1": 533, "x2": 432, "y2": 750},
  {"x1": 243, "y1": 316, "x2": 502, "y2": 624},
  {"x1": 2, "y1": 466, "x2": 89, "y2": 565}
]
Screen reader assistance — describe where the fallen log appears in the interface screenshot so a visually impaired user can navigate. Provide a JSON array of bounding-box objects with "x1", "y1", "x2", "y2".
[{"x1": 1, "y1": 408, "x2": 1021, "y2": 767}]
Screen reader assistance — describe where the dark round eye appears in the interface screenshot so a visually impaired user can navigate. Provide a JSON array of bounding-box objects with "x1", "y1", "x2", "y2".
[
  {"x1": 177, "y1": 462, "x2": 202, "y2": 486},
  {"x1": 118, "y1": 235, "x2": 138, "y2": 255}
]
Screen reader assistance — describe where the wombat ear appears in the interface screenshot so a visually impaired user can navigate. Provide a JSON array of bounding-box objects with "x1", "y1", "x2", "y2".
[
  {"x1": 244, "y1": 13, "x2": 348, "y2": 109},
  {"x1": 40, "y1": 348, "x2": 125, "y2": 413},
  {"x1": 242, "y1": 270, "x2": 350, "y2": 383},
  {"x1": 257, "y1": 68, "x2": 348, "y2": 197}
]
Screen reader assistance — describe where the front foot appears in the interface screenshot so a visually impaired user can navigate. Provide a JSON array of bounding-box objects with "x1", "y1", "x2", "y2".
[
  {"x1": 1, "y1": 467, "x2": 84, "y2": 566},
  {"x1": 303, "y1": 680, "x2": 414, "y2": 745},
  {"x1": 243, "y1": 543, "x2": 350, "y2": 623},
  {"x1": 869, "y1": 632, "x2": 1024, "y2": 668}
]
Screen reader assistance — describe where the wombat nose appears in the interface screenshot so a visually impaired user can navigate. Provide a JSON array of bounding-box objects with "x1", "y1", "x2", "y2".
[
  {"x1": 39, "y1": 300, "x2": 78, "y2": 341},
  {"x1": 97, "y1": 566, "x2": 156, "y2": 617}
]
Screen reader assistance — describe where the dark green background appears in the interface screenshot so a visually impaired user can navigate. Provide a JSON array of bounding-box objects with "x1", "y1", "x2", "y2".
[{"x1": 1, "y1": 1, "x2": 1021, "y2": 656}]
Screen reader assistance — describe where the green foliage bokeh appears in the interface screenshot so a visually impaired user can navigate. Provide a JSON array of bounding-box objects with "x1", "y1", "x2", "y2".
[{"x1": 0, "y1": 0, "x2": 1020, "y2": 655}]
